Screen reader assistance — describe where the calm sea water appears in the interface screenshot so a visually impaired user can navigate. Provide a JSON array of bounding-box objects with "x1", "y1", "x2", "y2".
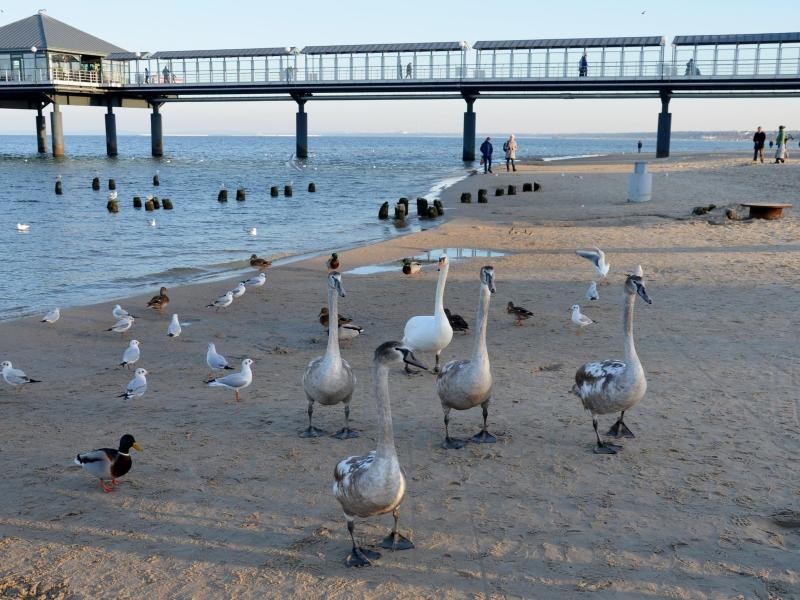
[{"x1": 0, "y1": 133, "x2": 746, "y2": 320}]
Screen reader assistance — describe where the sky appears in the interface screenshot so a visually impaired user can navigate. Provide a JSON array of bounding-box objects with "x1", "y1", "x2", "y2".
[{"x1": 0, "y1": 0, "x2": 798, "y2": 135}]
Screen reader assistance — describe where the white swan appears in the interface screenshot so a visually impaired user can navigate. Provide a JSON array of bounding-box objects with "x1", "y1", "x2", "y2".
[
  {"x1": 572, "y1": 267, "x2": 652, "y2": 454},
  {"x1": 401, "y1": 254, "x2": 453, "y2": 372},
  {"x1": 333, "y1": 341, "x2": 427, "y2": 567},
  {"x1": 436, "y1": 266, "x2": 497, "y2": 449},
  {"x1": 301, "y1": 272, "x2": 358, "y2": 439}
]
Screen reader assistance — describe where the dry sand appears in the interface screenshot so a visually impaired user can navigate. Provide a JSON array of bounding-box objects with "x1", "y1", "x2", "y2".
[{"x1": 1, "y1": 153, "x2": 799, "y2": 599}]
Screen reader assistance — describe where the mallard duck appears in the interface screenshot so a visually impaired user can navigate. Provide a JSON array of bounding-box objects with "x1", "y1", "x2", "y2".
[
  {"x1": 41, "y1": 307, "x2": 60, "y2": 323},
  {"x1": 206, "y1": 358, "x2": 253, "y2": 402},
  {"x1": 301, "y1": 272, "x2": 358, "y2": 439},
  {"x1": 327, "y1": 252, "x2": 340, "y2": 271},
  {"x1": 333, "y1": 341, "x2": 427, "y2": 567},
  {"x1": 74, "y1": 434, "x2": 142, "y2": 493},
  {"x1": 572, "y1": 268, "x2": 652, "y2": 454},
  {"x1": 506, "y1": 301, "x2": 533, "y2": 326},
  {"x1": 1, "y1": 361, "x2": 41, "y2": 391},
  {"x1": 401, "y1": 258, "x2": 422, "y2": 275},
  {"x1": 401, "y1": 255, "x2": 453, "y2": 372},
  {"x1": 249, "y1": 254, "x2": 272, "y2": 270},
  {"x1": 444, "y1": 308, "x2": 469, "y2": 333},
  {"x1": 120, "y1": 339, "x2": 141, "y2": 370},
  {"x1": 319, "y1": 307, "x2": 353, "y2": 328},
  {"x1": 119, "y1": 368, "x2": 147, "y2": 400},
  {"x1": 437, "y1": 267, "x2": 497, "y2": 449},
  {"x1": 147, "y1": 287, "x2": 169, "y2": 311},
  {"x1": 576, "y1": 247, "x2": 610, "y2": 278}
]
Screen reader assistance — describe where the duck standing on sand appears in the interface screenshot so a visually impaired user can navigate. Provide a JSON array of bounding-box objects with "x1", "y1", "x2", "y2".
[
  {"x1": 147, "y1": 287, "x2": 170, "y2": 312},
  {"x1": 301, "y1": 272, "x2": 358, "y2": 439},
  {"x1": 74, "y1": 434, "x2": 142, "y2": 492},
  {"x1": 572, "y1": 267, "x2": 652, "y2": 454},
  {"x1": 401, "y1": 258, "x2": 422, "y2": 275},
  {"x1": 444, "y1": 308, "x2": 469, "y2": 333},
  {"x1": 507, "y1": 301, "x2": 533, "y2": 326},
  {"x1": 333, "y1": 341, "x2": 427, "y2": 567},
  {"x1": 249, "y1": 254, "x2": 272, "y2": 270}
]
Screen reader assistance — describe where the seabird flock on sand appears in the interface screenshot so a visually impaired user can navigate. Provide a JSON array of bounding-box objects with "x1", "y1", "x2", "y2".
[{"x1": 3, "y1": 244, "x2": 653, "y2": 568}]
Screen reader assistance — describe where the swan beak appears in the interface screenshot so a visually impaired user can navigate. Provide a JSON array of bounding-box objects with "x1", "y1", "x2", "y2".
[
  {"x1": 636, "y1": 284, "x2": 652, "y2": 304},
  {"x1": 132, "y1": 442, "x2": 143, "y2": 452},
  {"x1": 401, "y1": 349, "x2": 428, "y2": 370}
]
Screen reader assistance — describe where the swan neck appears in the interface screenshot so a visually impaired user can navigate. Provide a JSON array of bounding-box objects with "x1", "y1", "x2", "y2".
[
  {"x1": 373, "y1": 362, "x2": 396, "y2": 457},
  {"x1": 623, "y1": 291, "x2": 638, "y2": 366},
  {"x1": 471, "y1": 283, "x2": 491, "y2": 362},
  {"x1": 434, "y1": 263, "x2": 449, "y2": 313},
  {"x1": 325, "y1": 285, "x2": 341, "y2": 362}
]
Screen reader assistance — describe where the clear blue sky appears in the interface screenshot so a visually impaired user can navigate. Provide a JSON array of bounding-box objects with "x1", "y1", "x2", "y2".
[{"x1": 0, "y1": 0, "x2": 798, "y2": 135}]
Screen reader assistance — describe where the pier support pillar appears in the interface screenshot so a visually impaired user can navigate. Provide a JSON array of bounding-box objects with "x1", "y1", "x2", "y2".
[
  {"x1": 105, "y1": 105, "x2": 118, "y2": 157},
  {"x1": 35, "y1": 106, "x2": 46, "y2": 154},
  {"x1": 295, "y1": 97, "x2": 308, "y2": 159},
  {"x1": 462, "y1": 95, "x2": 476, "y2": 162},
  {"x1": 656, "y1": 91, "x2": 672, "y2": 159},
  {"x1": 150, "y1": 104, "x2": 163, "y2": 157},
  {"x1": 50, "y1": 104, "x2": 64, "y2": 157}
]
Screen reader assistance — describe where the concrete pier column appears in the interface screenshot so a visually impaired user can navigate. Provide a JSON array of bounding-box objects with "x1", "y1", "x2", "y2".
[
  {"x1": 35, "y1": 106, "x2": 46, "y2": 154},
  {"x1": 50, "y1": 104, "x2": 64, "y2": 157},
  {"x1": 655, "y1": 91, "x2": 672, "y2": 159},
  {"x1": 462, "y1": 95, "x2": 476, "y2": 162},
  {"x1": 105, "y1": 105, "x2": 118, "y2": 157},
  {"x1": 295, "y1": 97, "x2": 308, "y2": 159},
  {"x1": 150, "y1": 104, "x2": 163, "y2": 157}
]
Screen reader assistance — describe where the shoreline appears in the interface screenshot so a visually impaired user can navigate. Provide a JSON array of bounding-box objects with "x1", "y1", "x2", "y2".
[{"x1": 1, "y1": 152, "x2": 798, "y2": 597}]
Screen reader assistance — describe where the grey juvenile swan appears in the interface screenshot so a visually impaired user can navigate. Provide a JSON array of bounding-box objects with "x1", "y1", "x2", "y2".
[
  {"x1": 301, "y1": 271, "x2": 358, "y2": 439},
  {"x1": 332, "y1": 341, "x2": 427, "y2": 567},
  {"x1": 436, "y1": 266, "x2": 497, "y2": 449},
  {"x1": 571, "y1": 267, "x2": 652, "y2": 454}
]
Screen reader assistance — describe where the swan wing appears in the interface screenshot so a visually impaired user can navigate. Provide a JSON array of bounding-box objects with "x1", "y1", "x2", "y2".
[{"x1": 573, "y1": 360, "x2": 625, "y2": 401}]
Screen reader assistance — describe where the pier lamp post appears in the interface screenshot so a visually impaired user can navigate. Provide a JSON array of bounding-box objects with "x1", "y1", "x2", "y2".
[
  {"x1": 459, "y1": 40, "x2": 469, "y2": 79},
  {"x1": 30, "y1": 46, "x2": 38, "y2": 82}
]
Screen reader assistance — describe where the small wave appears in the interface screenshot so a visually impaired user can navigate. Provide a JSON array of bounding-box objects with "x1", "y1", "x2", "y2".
[{"x1": 540, "y1": 153, "x2": 605, "y2": 162}]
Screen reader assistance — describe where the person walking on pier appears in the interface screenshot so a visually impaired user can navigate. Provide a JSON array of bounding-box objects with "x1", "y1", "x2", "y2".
[
  {"x1": 752, "y1": 126, "x2": 766, "y2": 163},
  {"x1": 637, "y1": 140, "x2": 643, "y2": 153},
  {"x1": 578, "y1": 53, "x2": 588, "y2": 77},
  {"x1": 685, "y1": 58, "x2": 700, "y2": 76},
  {"x1": 144, "y1": 67, "x2": 149, "y2": 84},
  {"x1": 406, "y1": 62, "x2": 413, "y2": 78},
  {"x1": 162, "y1": 65, "x2": 170, "y2": 84},
  {"x1": 774, "y1": 125, "x2": 787, "y2": 163},
  {"x1": 504, "y1": 134, "x2": 517, "y2": 172},
  {"x1": 480, "y1": 137, "x2": 493, "y2": 174}
]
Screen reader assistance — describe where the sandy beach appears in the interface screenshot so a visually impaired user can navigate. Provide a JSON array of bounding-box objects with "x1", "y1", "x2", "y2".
[{"x1": 1, "y1": 152, "x2": 799, "y2": 599}]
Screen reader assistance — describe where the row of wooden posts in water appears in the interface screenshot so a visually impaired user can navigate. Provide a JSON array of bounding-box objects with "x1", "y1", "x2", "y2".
[
  {"x1": 460, "y1": 181, "x2": 543, "y2": 204},
  {"x1": 215, "y1": 182, "x2": 315, "y2": 202}
]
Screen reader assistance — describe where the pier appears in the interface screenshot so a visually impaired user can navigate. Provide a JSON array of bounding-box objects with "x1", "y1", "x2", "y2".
[{"x1": 1, "y1": 13, "x2": 799, "y2": 159}]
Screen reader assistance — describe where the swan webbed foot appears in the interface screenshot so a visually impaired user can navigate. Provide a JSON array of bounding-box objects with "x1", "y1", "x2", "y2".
[
  {"x1": 299, "y1": 426, "x2": 327, "y2": 438},
  {"x1": 593, "y1": 441, "x2": 621, "y2": 454},
  {"x1": 470, "y1": 430, "x2": 497, "y2": 444},
  {"x1": 379, "y1": 531, "x2": 415, "y2": 551},
  {"x1": 441, "y1": 436, "x2": 467, "y2": 450},
  {"x1": 332, "y1": 427, "x2": 359, "y2": 439},
  {"x1": 607, "y1": 420, "x2": 635, "y2": 438},
  {"x1": 345, "y1": 546, "x2": 381, "y2": 567}
]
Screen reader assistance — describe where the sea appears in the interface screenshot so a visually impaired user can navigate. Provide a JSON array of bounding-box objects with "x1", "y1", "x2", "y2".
[{"x1": 0, "y1": 133, "x2": 749, "y2": 321}]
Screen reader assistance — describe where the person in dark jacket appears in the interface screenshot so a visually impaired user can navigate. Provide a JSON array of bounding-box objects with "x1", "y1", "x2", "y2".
[
  {"x1": 752, "y1": 126, "x2": 766, "y2": 163},
  {"x1": 479, "y1": 137, "x2": 493, "y2": 173}
]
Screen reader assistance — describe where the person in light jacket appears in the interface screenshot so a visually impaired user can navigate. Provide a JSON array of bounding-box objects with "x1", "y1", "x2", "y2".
[
  {"x1": 775, "y1": 125, "x2": 787, "y2": 163},
  {"x1": 504, "y1": 134, "x2": 518, "y2": 172}
]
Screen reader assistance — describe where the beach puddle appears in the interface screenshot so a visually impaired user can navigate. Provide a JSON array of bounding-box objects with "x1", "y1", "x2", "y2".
[{"x1": 346, "y1": 248, "x2": 506, "y2": 275}]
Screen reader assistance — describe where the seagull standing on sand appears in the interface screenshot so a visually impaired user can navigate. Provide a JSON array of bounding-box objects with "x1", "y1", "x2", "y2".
[
  {"x1": 229, "y1": 282, "x2": 246, "y2": 299},
  {"x1": 207, "y1": 291, "x2": 234, "y2": 311},
  {"x1": 112, "y1": 305, "x2": 134, "y2": 320},
  {"x1": 206, "y1": 358, "x2": 253, "y2": 402},
  {"x1": 571, "y1": 304, "x2": 596, "y2": 328},
  {"x1": 242, "y1": 272, "x2": 267, "y2": 288},
  {"x1": 119, "y1": 368, "x2": 147, "y2": 400},
  {"x1": 120, "y1": 340, "x2": 141, "y2": 370},
  {"x1": 108, "y1": 315, "x2": 134, "y2": 335},
  {"x1": 41, "y1": 308, "x2": 60, "y2": 323},
  {"x1": 206, "y1": 342, "x2": 234, "y2": 375},
  {"x1": 576, "y1": 248, "x2": 610, "y2": 278},
  {"x1": 1, "y1": 361, "x2": 41, "y2": 390},
  {"x1": 167, "y1": 314, "x2": 182, "y2": 337},
  {"x1": 586, "y1": 281, "x2": 599, "y2": 301}
]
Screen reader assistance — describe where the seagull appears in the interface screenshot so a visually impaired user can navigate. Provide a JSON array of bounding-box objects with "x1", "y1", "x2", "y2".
[
  {"x1": 107, "y1": 315, "x2": 134, "y2": 334},
  {"x1": 1, "y1": 361, "x2": 41, "y2": 390},
  {"x1": 206, "y1": 342, "x2": 234, "y2": 375},
  {"x1": 246, "y1": 227, "x2": 257, "y2": 236},
  {"x1": 16, "y1": 223, "x2": 30, "y2": 232},
  {"x1": 571, "y1": 304, "x2": 596, "y2": 328},
  {"x1": 241, "y1": 272, "x2": 266, "y2": 288},
  {"x1": 148, "y1": 218, "x2": 156, "y2": 227},
  {"x1": 119, "y1": 368, "x2": 147, "y2": 400},
  {"x1": 229, "y1": 282, "x2": 246, "y2": 299},
  {"x1": 108, "y1": 191, "x2": 118, "y2": 201},
  {"x1": 206, "y1": 291, "x2": 234, "y2": 311},
  {"x1": 112, "y1": 305, "x2": 134, "y2": 320},
  {"x1": 206, "y1": 358, "x2": 253, "y2": 402},
  {"x1": 41, "y1": 307, "x2": 60, "y2": 323},
  {"x1": 586, "y1": 281, "x2": 599, "y2": 301},
  {"x1": 167, "y1": 314, "x2": 182, "y2": 337},
  {"x1": 576, "y1": 247, "x2": 610, "y2": 278},
  {"x1": 120, "y1": 340, "x2": 141, "y2": 369}
]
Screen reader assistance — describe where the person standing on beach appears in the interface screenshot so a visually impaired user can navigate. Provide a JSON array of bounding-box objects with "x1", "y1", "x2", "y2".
[
  {"x1": 578, "y1": 53, "x2": 588, "y2": 77},
  {"x1": 775, "y1": 125, "x2": 787, "y2": 163},
  {"x1": 637, "y1": 140, "x2": 643, "y2": 153},
  {"x1": 752, "y1": 126, "x2": 766, "y2": 163},
  {"x1": 480, "y1": 137, "x2": 493, "y2": 174},
  {"x1": 503, "y1": 135, "x2": 517, "y2": 172}
]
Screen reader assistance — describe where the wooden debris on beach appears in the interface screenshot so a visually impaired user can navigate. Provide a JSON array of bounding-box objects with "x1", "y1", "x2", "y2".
[
  {"x1": 460, "y1": 192, "x2": 472, "y2": 203},
  {"x1": 433, "y1": 199, "x2": 444, "y2": 216},
  {"x1": 417, "y1": 197, "x2": 429, "y2": 217},
  {"x1": 507, "y1": 184, "x2": 517, "y2": 195},
  {"x1": 495, "y1": 187, "x2": 505, "y2": 196},
  {"x1": 478, "y1": 188, "x2": 488, "y2": 202},
  {"x1": 522, "y1": 182, "x2": 533, "y2": 192}
]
